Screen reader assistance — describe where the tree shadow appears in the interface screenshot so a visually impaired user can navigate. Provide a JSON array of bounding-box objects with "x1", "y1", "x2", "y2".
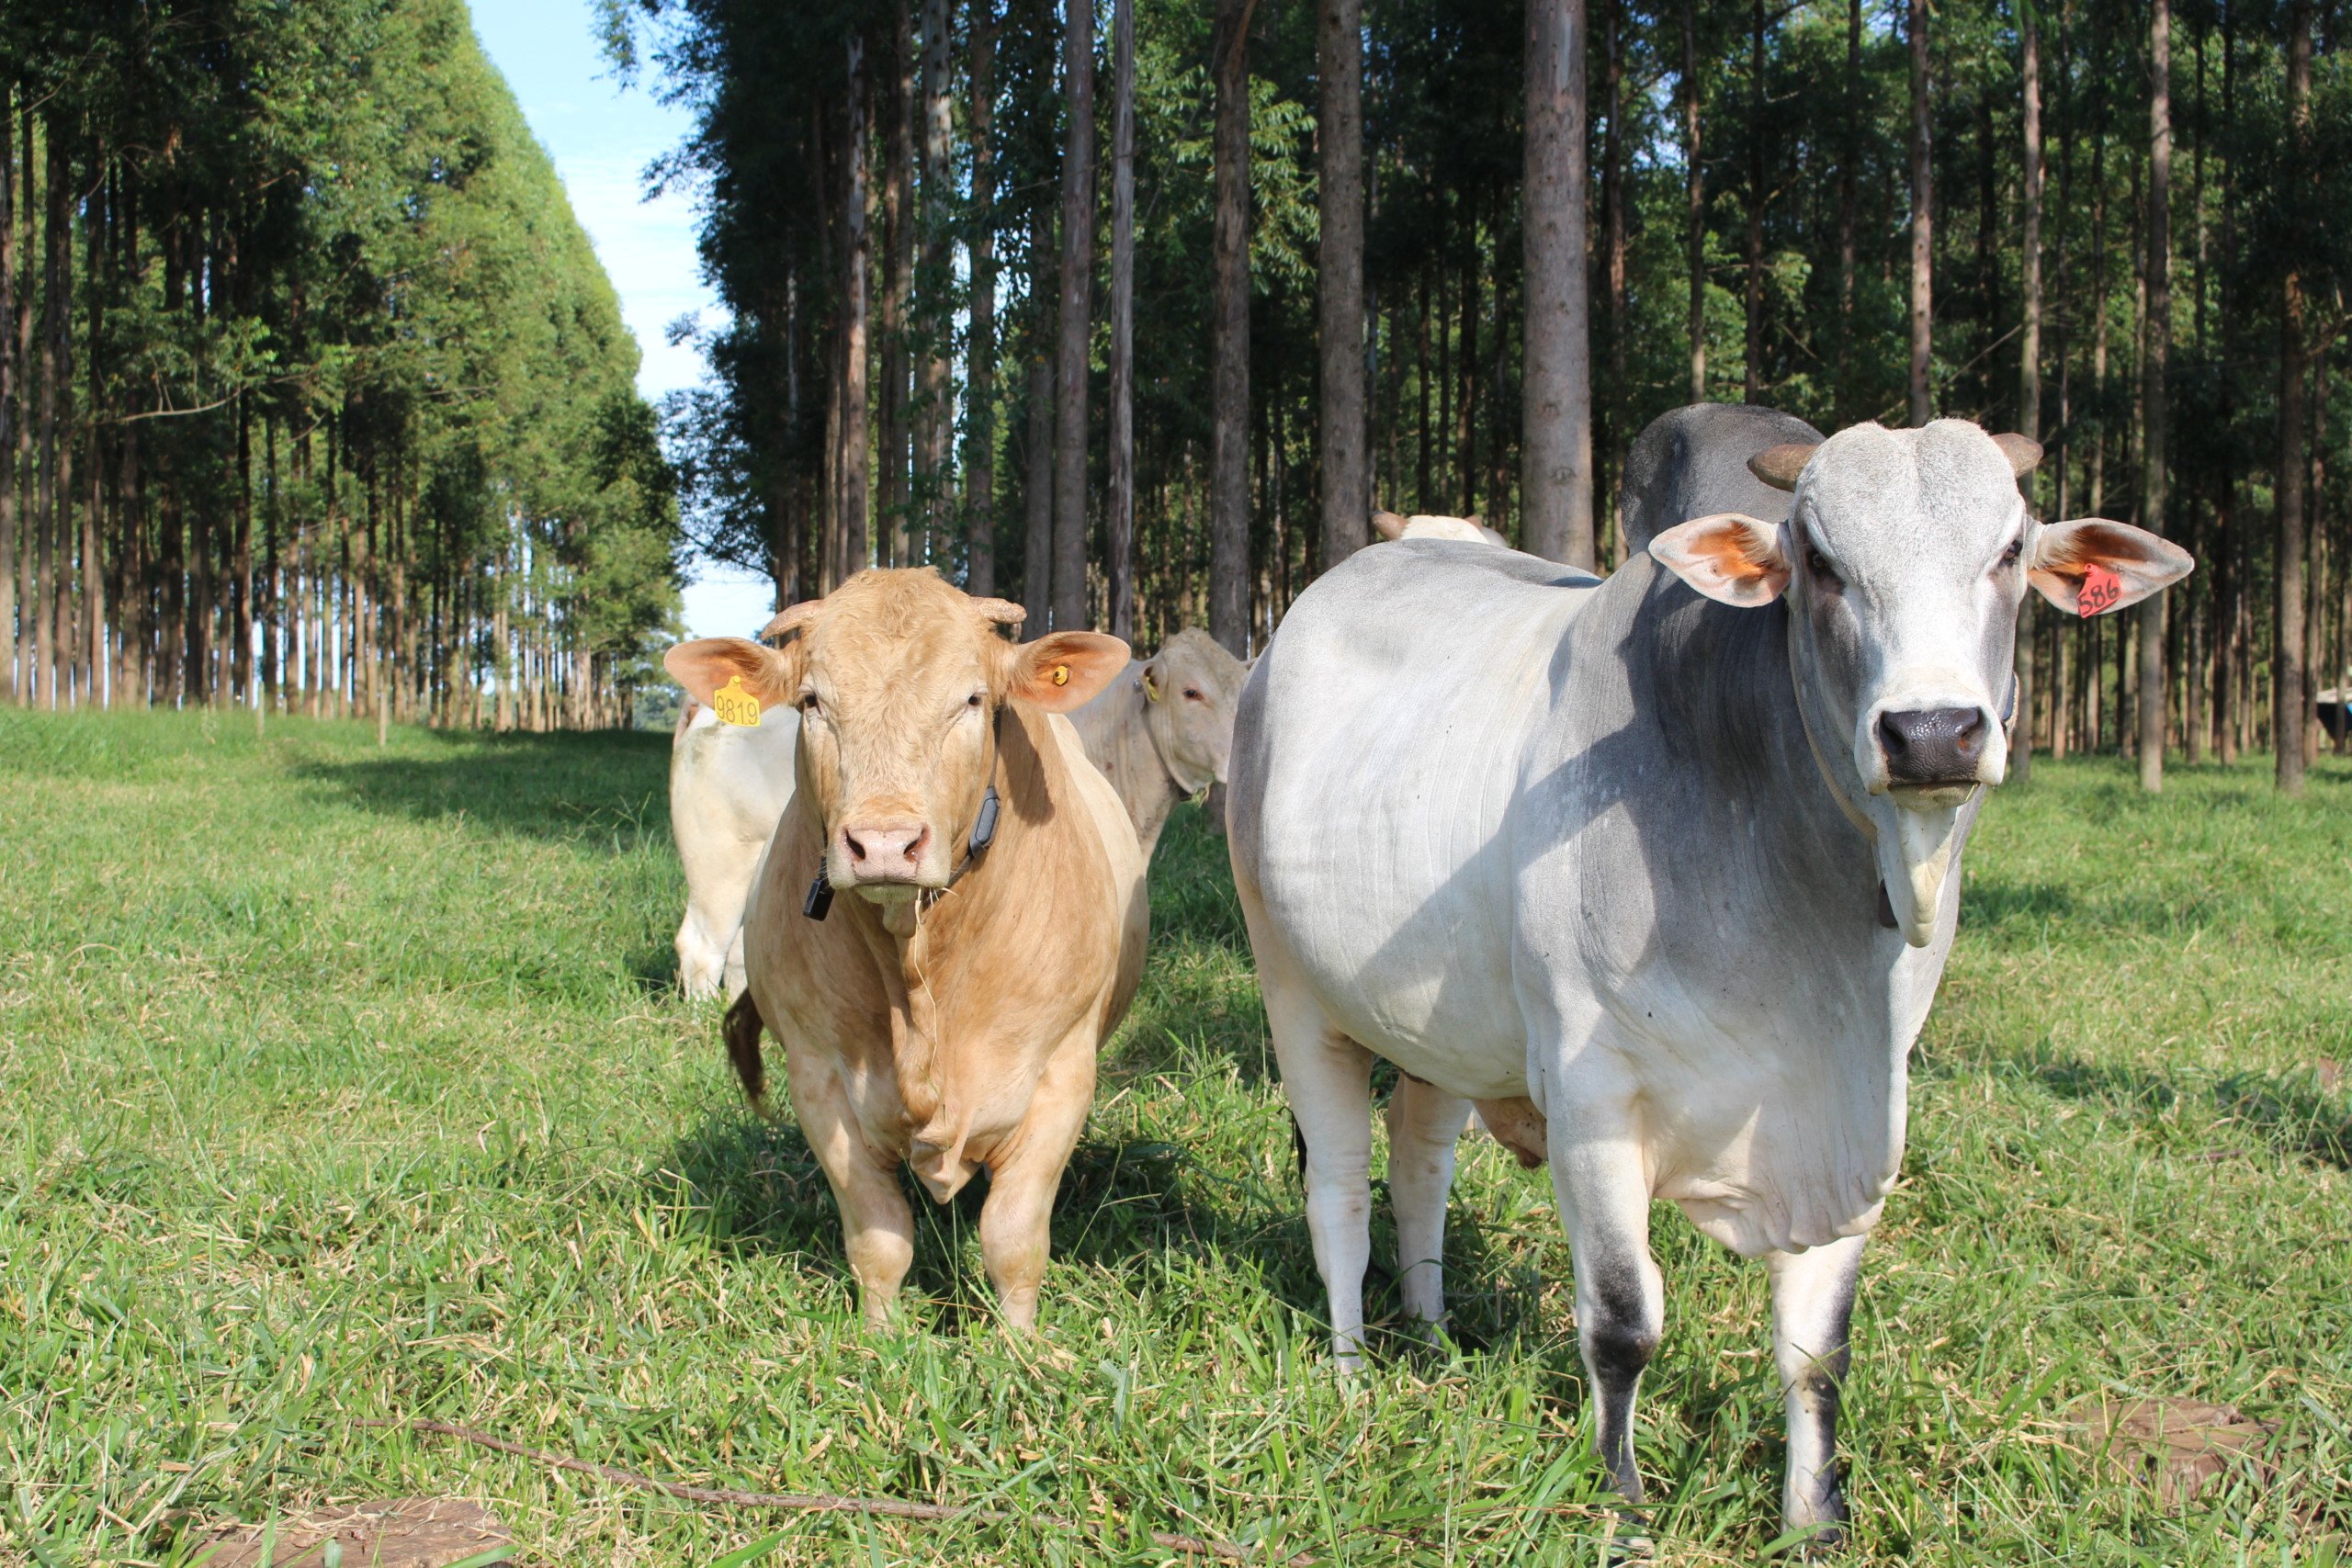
[
  {"x1": 2000, "y1": 1049, "x2": 2350, "y2": 1170},
  {"x1": 291, "y1": 728, "x2": 673, "y2": 852}
]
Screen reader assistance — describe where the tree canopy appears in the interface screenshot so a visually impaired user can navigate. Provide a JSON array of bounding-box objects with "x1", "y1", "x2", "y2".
[
  {"x1": 2, "y1": 0, "x2": 683, "y2": 728},
  {"x1": 609, "y1": 0, "x2": 2351, "y2": 781}
]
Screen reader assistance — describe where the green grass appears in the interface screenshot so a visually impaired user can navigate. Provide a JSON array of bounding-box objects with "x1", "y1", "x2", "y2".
[{"x1": 1, "y1": 707, "x2": 2347, "y2": 1565}]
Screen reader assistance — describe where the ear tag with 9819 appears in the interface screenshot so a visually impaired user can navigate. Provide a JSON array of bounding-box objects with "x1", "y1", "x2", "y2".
[{"x1": 713, "y1": 674, "x2": 762, "y2": 727}]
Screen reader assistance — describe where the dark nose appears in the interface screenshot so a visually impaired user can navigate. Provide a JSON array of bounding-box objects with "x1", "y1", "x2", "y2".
[
  {"x1": 841, "y1": 820, "x2": 931, "y2": 874},
  {"x1": 1876, "y1": 706, "x2": 1990, "y2": 785}
]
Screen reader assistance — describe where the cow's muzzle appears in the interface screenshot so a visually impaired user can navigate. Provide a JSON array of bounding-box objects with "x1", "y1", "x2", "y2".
[
  {"x1": 835, "y1": 815, "x2": 937, "y2": 889},
  {"x1": 1875, "y1": 705, "x2": 1992, "y2": 795}
]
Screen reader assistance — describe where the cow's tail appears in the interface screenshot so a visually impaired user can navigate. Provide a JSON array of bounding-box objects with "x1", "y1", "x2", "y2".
[{"x1": 722, "y1": 990, "x2": 768, "y2": 1108}]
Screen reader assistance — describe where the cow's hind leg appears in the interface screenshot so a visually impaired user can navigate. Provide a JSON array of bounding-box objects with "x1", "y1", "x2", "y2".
[
  {"x1": 1259, "y1": 975, "x2": 1375, "y2": 1366},
  {"x1": 1767, "y1": 1233, "x2": 1866, "y2": 1551},
  {"x1": 1551, "y1": 1134, "x2": 1665, "y2": 1509},
  {"x1": 1386, "y1": 1075, "x2": 1471, "y2": 1332},
  {"x1": 978, "y1": 1030, "x2": 1098, "y2": 1332}
]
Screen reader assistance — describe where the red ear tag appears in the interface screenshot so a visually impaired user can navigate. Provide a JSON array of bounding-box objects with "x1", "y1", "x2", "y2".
[{"x1": 2077, "y1": 563, "x2": 2123, "y2": 617}]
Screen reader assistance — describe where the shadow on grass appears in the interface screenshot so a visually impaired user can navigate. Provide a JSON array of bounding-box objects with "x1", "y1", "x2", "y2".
[
  {"x1": 291, "y1": 728, "x2": 673, "y2": 852},
  {"x1": 1985, "y1": 1048, "x2": 2352, "y2": 1170},
  {"x1": 650, "y1": 1091, "x2": 1549, "y2": 1354}
]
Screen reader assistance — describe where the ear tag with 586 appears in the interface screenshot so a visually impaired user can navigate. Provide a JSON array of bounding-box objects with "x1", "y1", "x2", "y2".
[{"x1": 713, "y1": 674, "x2": 762, "y2": 727}]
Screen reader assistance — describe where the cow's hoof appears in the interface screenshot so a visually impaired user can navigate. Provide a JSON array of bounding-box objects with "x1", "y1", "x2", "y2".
[
  {"x1": 1601, "y1": 1512, "x2": 1654, "y2": 1565},
  {"x1": 1777, "y1": 1521, "x2": 1847, "y2": 1559}
]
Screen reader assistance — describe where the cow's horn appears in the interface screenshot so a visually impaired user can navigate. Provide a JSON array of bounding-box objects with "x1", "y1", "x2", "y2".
[
  {"x1": 1992, "y1": 433, "x2": 2043, "y2": 478},
  {"x1": 1748, "y1": 443, "x2": 1818, "y2": 491},
  {"x1": 1372, "y1": 510, "x2": 1408, "y2": 541},
  {"x1": 968, "y1": 596, "x2": 1028, "y2": 627},
  {"x1": 759, "y1": 599, "x2": 823, "y2": 645}
]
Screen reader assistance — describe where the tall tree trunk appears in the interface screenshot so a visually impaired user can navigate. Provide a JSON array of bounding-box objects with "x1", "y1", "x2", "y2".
[
  {"x1": 840, "y1": 32, "x2": 872, "y2": 585},
  {"x1": 1743, "y1": 0, "x2": 1766, "y2": 403},
  {"x1": 1836, "y1": 0, "x2": 1860, "y2": 425},
  {"x1": 1208, "y1": 0, "x2": 1253, "y2": 653},
  {"x1": 1683, "y1": 0, "x2": 1705, "y2": 402},
  {"x1": 917, "y1": 0, "x2": 953, "y2": 562},
  {"x1": 1601, "y1": 0, "x2": 1625, "y2": 559},
  {"x1": 2137, "y1": 0, "x2": 2171, "y2": 791},
  {"x1": 1023, "y1": 212, "x2": 1054, "y2": 629},
  {"x1": 0, "y1": 88, "x2": 13, "y2": 706},
  {"x1": 1107, "y1": 0, "x2": 1136, "y2": 636},
  {"x1": 1317, "y1": 0, "x2": 1367, "y2": 578},
  {"x1": 966, "y1": 0, "x2": 999, "y2": 596},
  {"x1": 880, "y1": 1, "x2": 914, "y2": 568},
  {"x1": 37, "y1": 123, "x2": 64, "y2": 709},
  {"x1": 1415, "y1": 269, "x2": 1431, "y2": 511},
  {"x1": 13, "y1": 118, "x2": 31, "y2": 704},
  {"x1": 2015, "y1": 0, "x2": 2043, "y2": 785},
  {"x1": 1522, "y1": 0, "x2": 1592, "y2": 566},
  {"x1": 1458, "y1": 256, "x2": 1477, "y2": 514},
  {"x1": 2277, "y1": 0, "x2": 2312, "y2": 795},
  {"x1": 1907, "y1": 0, "x2": 1933, "y2": 426},
  {"x1": 1051, "y1": 0, "x2": 1096, "y2": 631}
]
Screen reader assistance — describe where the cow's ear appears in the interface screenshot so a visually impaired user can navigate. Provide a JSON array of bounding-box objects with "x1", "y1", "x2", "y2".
[
  {"x1": 1648, "y1": 513, "x2": 1791, "y2": 607},
  {"x1": 2028, "y1": 519, "x2": 2195, "y2": 615},
  {"x1": 663, "y1": 637, "x2": 797, "y2": 719},
  {"x1": 1011, "y1": 631, "x2": 1132, "y2": 712},
  {"x1": 1372, "y1": 509, "x2": 1408, "y2": 541}
]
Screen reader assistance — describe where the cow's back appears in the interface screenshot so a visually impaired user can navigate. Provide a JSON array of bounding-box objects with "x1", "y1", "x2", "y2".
[{"x1": 1229, "y1": 539, "x2": 1601, "y2": 1097}]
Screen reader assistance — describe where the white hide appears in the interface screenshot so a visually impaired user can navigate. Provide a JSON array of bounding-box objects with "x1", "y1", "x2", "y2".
[{"x1": 669, "y1": 699, "x2": 800, "y2": 999}]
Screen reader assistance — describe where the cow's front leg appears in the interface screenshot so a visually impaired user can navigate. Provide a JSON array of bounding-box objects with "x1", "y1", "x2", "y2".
[
  {"x1": 1767, "y1": 1233, "x2": 1866, "y2": 1551},
  {"x1": 978, "y1": 1032, "x2": 1097, "y2": 1331},
  {"x1": 1386, "y1": 1074, "x2": 1471, "y2": 1333},
  {"x1": 785, "y1": 1043, "x2": 916, "y2": 1325},
  {"x1": 1551, "y1": 1132, "x2": 1664, "y2": 1509}
]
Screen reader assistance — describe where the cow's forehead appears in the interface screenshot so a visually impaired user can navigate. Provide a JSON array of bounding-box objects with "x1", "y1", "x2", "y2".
[
  {"x1": 803, "y1": 570, "x2": 993, "y2": 687},
  {"x1": 1802, "y1": 421, "x2": 2021, "y2": 563},
  {"x1": 1159, "y1": 627, "x2": 1238, "y2": 686}
]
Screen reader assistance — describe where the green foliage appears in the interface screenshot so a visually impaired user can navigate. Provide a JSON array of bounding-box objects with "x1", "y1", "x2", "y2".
[
  {"x1": 2, "y1": 708, "x2": 2347, "y2": 1562},
  {"x1": 3, "y1": 0, "x2": 681, "y2": 719}
]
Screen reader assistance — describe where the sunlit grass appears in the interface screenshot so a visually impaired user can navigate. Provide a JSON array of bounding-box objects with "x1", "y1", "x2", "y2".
[{"x1": 1, "y1": 707, "x2": 2346, "y2": 1563}]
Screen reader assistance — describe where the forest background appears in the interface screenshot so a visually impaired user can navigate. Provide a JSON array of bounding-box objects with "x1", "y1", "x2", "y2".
[{"x1": 5, "y1": 0, "x2": 2351, "y2": 789}]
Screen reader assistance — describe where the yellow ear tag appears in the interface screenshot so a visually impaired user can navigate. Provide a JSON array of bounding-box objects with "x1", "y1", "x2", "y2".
[
  {"x1": 712, "y1": 674, "x2": 762, "y2": 728},
  {"x1": 1142, "y1": 670, "x2": 1161, "y2": 703},
  {"x1": 1052, "y1": 664, "x2": 1069, "y2": 687}
]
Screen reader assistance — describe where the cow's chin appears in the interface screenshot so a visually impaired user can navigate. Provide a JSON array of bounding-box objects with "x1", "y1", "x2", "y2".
[{"x1": 1887, "y1": 780, "x2": 1981, "y2": 810}]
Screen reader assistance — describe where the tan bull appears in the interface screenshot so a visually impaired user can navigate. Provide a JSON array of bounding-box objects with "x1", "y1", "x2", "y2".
[
  {"x1": 663, "y1": 569, "x2": 1148, "y2": 1329},
  {"x1": 1065, "y1": 626, "x2": 1249, "y2": 860}
]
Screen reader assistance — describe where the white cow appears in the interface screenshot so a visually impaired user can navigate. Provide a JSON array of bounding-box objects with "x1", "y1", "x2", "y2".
[
  {"x1": 1372, "y1": 509, "x2": 1511, "y2": 547},
  {"x1": 1227, "y1": 406, "x2": 2191, "y2": 1542},
  {"x1": 669, "y1": 695, "x2": 799, "y2": 999},
  {"x1": 1065, "y1": 627, "x2": 1250, "y2": 860}
]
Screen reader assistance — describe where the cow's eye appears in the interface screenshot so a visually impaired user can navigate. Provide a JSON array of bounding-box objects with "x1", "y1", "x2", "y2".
[
  {"x1": 799, "y1": 694, "x2": 820, "y2": 716},
  {"x1": 1999, "y1": 537, "x2": 2024, "y2": 569},
  {"x1": 1807, "y1": 547, "x2": 1840, "y2": 586},
  {"x1": 967, "y1": 692, "x2": 984, "y2": 709},
  {"x1": 1183, "y1": 688, "x2": 1204, "y2": 702}
]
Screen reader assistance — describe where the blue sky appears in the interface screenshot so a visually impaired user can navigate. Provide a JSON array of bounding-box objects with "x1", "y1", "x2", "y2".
[{"x1": 468, "y1": 0, "x2": 778, "y2": 641}]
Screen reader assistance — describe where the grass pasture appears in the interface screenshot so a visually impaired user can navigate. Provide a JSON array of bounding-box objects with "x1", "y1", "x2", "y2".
[{"x1": 2, "y1": 707, "x2": 2348, "y2": 1565}]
